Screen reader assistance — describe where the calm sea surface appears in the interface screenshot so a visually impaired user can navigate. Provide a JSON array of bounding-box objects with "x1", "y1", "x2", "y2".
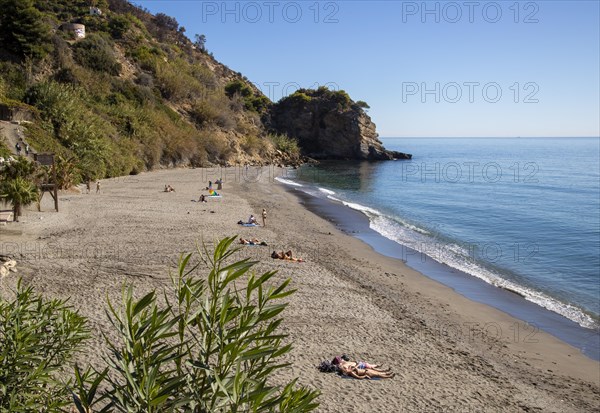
[{"x1": 282, "y1": 138, "x2": 600, "y2": 331}]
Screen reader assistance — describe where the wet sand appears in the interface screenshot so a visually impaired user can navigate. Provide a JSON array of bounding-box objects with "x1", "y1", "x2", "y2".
[{"x1": 0, "y1": 167, "x2": 598, "y2": 412}]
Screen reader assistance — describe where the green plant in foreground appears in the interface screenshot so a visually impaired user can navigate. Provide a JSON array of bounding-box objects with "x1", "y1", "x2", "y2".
[
  {"x1": 0, "y1": 237, "x2": 319, "y2": 412},
  {"x1": 73, "y1": 236, "x2": 320, "y2": 412},
  {"x1": 0, "y1": 280, "x2": 89, "y2": 412}
]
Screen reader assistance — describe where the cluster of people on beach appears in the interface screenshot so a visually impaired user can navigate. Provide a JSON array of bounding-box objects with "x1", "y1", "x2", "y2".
[
  {"x1": 318, "y1": 355, "x2": 394, "y2": 379},
  {"x1": 164, "y1": 184, "x2": 175, "y2": 192},
  {"x1": 199, "y1": 179, "x2": 304, "y2": 262}
]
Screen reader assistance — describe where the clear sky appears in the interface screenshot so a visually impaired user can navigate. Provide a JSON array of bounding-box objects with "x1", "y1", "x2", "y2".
[{"x1": 133, "y1": 1, "x2": 600, "y2": 137}]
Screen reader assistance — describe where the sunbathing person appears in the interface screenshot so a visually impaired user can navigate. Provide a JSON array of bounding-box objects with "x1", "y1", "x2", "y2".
[
  {"x1": 332, "y1": 356, "x2": 389, "y2": 372},
  {"x1": 248, "y1": 215, "x2": 258, "y2": 225},
  {"x1": 239, "y1": 238, "x2": 268, "y2": 246},
  {"x1": 271, "y1": 250, "x2": 304, "y2": 262},
  {"x1": 337, "y1": 363, "x2": 394, "y2": 379}
]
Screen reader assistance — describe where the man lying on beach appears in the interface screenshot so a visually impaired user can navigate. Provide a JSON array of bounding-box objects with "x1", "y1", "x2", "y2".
[
  {"x1": 239, "y1": 238, "x2": 268, "y2": 246},
  {"x1": 271, "y1": 250, "x2": 304, "y2": 262}
]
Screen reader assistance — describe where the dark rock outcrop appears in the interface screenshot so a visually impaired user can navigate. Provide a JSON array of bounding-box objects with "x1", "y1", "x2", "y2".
[{"x1": 268, "y1": 88, "x2": 411, "y2": 160}]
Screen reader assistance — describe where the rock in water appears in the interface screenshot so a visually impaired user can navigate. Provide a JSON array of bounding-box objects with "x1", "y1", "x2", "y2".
[{"x1": 269, "y1": 88, "x2": 412, "y2": 160}]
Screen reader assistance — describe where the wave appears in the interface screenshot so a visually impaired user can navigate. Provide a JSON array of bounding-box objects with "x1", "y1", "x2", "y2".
[
  {"x1": 318, "y1": 187, "x2": 336, "y2": 195},
  {"x1": 335, "y1": 198, "x2": 598, "y2": 329},
  {"x1": 274, "y1": 177, "x2": 303, "y2": 187}
]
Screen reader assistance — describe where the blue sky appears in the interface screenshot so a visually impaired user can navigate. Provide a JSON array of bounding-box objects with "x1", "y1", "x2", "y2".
[{"x1": 134, "y1": 1, "x2": 600, "y2": 137}]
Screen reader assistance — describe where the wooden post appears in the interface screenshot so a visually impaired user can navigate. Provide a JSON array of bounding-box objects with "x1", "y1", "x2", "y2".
[{"x1": 52, "y1": 157, "x2": 58, "y2": 212}]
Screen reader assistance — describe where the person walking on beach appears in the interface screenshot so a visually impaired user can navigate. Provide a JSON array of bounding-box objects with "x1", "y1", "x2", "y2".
[
  {"x1": 15, "y1": 142, "x2": 21, "y2": 155},
  {"x1": 86, "y1": 180, "x2": 91, "y2": 194},
  {"x1": 262, "y1": 208, "x2": 267, "y2": 227},
  {"x1": 96, "y1": 181, "x2": 101, "y2": 193}
]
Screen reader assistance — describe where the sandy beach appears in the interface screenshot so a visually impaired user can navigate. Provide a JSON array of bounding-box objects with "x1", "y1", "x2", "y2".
[{"x1": 1, "y1": 167, "x2": 598, "y2": 412}]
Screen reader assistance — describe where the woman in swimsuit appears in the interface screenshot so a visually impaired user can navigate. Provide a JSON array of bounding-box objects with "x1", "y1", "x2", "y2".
[
  {"x1": 337, "y1": 363, "x2": 395, "y2": 379},
  {"x1": 332, "y1": 356, "x2": 391, "y2": 374}
]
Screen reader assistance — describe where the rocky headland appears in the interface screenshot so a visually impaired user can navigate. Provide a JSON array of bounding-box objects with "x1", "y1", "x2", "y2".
[{"x1": 268, "y1": 88, "x2": 411, "y2": 161}]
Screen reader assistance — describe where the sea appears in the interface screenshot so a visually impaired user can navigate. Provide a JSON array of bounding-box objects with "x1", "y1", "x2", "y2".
[{"x1": 276, "y1": 137, "x2": 600, "y2": 360}]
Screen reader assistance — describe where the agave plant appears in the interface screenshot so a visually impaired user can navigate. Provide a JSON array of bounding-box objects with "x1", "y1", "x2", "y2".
[{"x1": 0, "y1": 176, "x2": 39, "y2": 221}]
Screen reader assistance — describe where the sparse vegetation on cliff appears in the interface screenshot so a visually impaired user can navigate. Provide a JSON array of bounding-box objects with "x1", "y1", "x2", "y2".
[{"x1": 0, "y1": 0, "x2": 282, "y2": 183}]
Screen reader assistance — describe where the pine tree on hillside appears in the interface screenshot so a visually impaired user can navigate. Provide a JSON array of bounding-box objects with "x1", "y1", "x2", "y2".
[{"x1": 0, "y1": 0, "x2": 53, "y2": 59}]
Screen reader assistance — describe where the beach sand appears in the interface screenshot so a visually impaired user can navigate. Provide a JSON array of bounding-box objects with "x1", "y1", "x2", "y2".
[{"x1": 1, "y1": 167, "x2": 598, "y2": 412}]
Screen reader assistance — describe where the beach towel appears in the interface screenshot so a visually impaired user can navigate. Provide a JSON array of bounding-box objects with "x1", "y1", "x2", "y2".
[
  {"x1": 239, "y1": 223, "x2": 258, "y2": 227},
  {"x1": 340, "y1": 375, "x2": 382, "y2": 380},
  {"x1": 208, "y1": 189, "x2": 220, "y2": 196}
]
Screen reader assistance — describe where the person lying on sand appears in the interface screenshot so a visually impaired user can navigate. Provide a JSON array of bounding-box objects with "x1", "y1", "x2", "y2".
[
  {"x1": 332, "y1": 356, "x2": 389, "y2": 372},
  {"x1": 271, "y1": 250, "x2": 304, "y2": 262},
  {"x1": 164, "y1": 185, "x2": 175, "y2": 192},
  {"x1": 239, "y1": 238, "x2": 268, "y2": 246},
  {"x1": 198, "y1": 194, "x2": 207, "y2": 203},
  {"x1": 318, "y1": 355, "x2": 393, "y2": 379},
  {"x1": 317, "y1": 355, "x2": 393, "y2": 378},
  {"x1": 338, "y1": 363, "x2": 394, "y2": 379}
]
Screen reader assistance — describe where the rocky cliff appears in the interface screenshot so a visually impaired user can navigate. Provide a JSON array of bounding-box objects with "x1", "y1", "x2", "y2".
[{"x1": 269, "y1": 88, "x2": 411, "y2": 160}]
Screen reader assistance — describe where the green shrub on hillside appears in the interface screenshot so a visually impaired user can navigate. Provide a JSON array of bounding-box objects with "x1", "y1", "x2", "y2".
[
  {"x1": 285, "y1": 91, "x2": 312, "y2": 106},
  {"x1": 73, "y1": 33, "x2": 121, "y2": 75},
  {"x1": 225, "y1": 79, "x2": 253, "y2": 98},
  {"x1": 0, "y1": 62, "x2": 28, "y2": 101},
  {"x1": 269, "y1": 133, "x2": 300, "y2": 157},
  {"x1": 190, "y1": 100, "x2": 220, "y2": 126},
  {"x1": 109, "y1": 14, "x2": 131, "y2": 39},
  {"x1": 25, "y1": 81, "x2": 139, "y2": 178},
  {"x1": 225, "y1": 80, "x2": 270, "y2": 113},
  {"x1": 0, "y1": 141, "x2": 12, "y2": 158},
  {"x1": 356, "y1": 100, "x2": 370, "y2": 109}
]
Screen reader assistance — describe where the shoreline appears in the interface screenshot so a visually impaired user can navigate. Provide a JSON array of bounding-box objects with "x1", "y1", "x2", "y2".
[
  {"x1": 286, "y1": 184, "x2": 600, "y2": 361},
  {"x1": 1, "y1": 167, "x2": 598, "y2": 411}
]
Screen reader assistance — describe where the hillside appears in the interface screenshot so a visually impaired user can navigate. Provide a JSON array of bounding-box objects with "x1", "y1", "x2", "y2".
[
  {"x1": 0, "y1": 0, "x2": 298, "y2": 179},
  {"x1": 0, "y1": 0, "x2": 406, "y2": 182}
]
